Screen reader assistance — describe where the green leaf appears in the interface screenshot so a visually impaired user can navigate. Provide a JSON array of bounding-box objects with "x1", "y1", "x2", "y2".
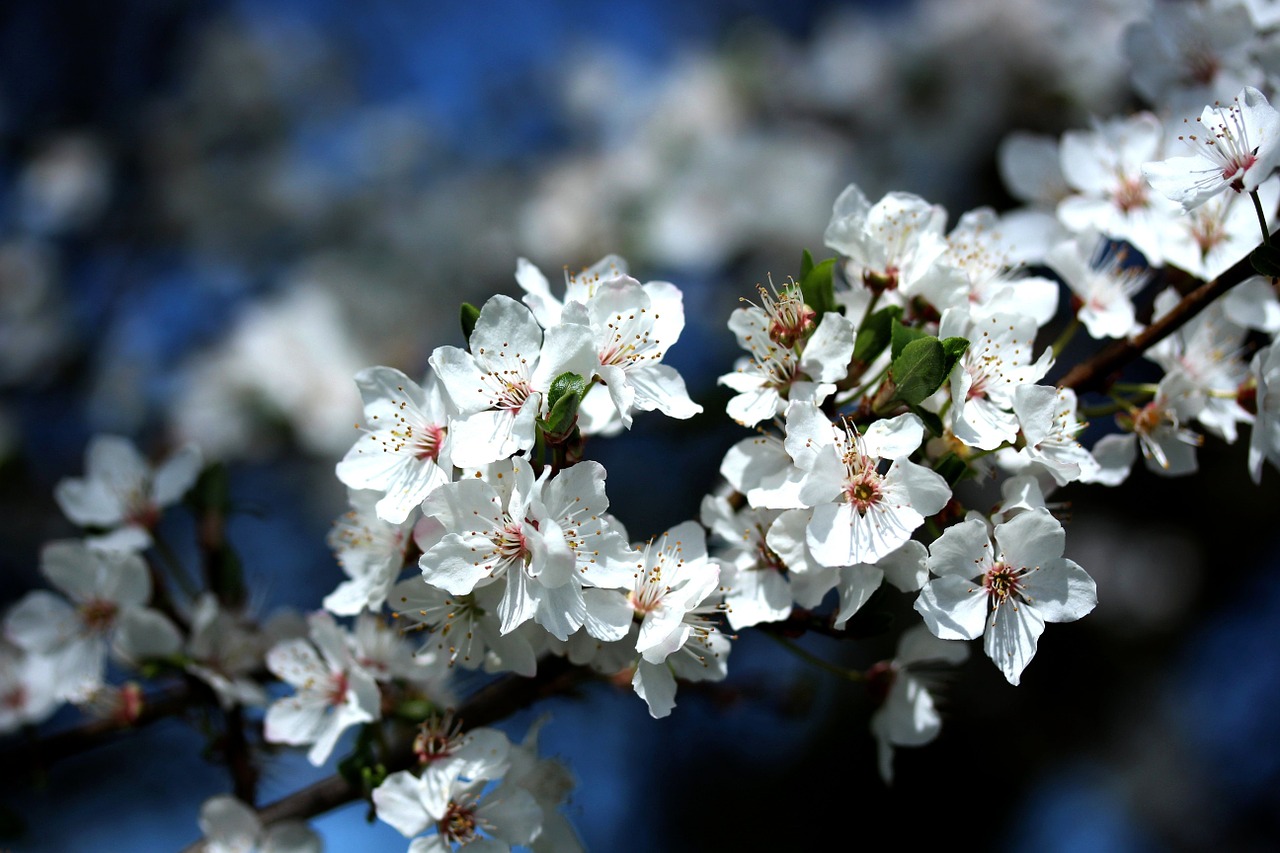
[
  {"x1": 890, "y1": 336, "x2": 946, "y2": 406},
  {"x1": 890, "y1": 318, "x2": 928, "y2": 361},
  {"x1": 460, "y1": 302, "x2": 481, "y2": 343},
  {"x1": 544, "y1": 372, "x2": 589, "y2": 437},
  {"x1": 933, "y1": 451, "x2": 969, "y2": 485},
  {"x1": 940, "y1": 336, "x2": 970, "y2": 377},
  {"x1": 800, "y1": 248, "x2": 815, "y2": 281},
  {"x1": 800, "y1": 256, "x2": 837, "y2": 317},
  {"x1": 852, "y1": 305, "x2": 904, "y2": 365},
  {"x1": 909, "y1": 404, "x2": 945, "y2": 438},
  {"x1": 1251, "y1": 244, "x2": 1280, "y2": 278}
]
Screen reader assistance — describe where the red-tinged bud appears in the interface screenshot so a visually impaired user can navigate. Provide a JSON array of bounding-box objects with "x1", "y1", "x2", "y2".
[
  {"x1": 863, "y1": 267, "x2": 899, "y2": 294},
  {"x1": 1238, "y1": 378, "x2": 1258, "y2": 415},
  {"x1": 118, "y1": 682, "x2": 144, "y2": 725},
  {"x1": 864, "y1": 660, "x2": 896, "y2": 706}
]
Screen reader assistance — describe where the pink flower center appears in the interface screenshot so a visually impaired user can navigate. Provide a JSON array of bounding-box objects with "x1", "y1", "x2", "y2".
[
  {"x1": 439, "y1": 800, "x2": 479, "y2": 844},
  {"x1": 497, "y1": 521, "x2": 530, "y2": 564},
  {"x1": 983, "y1": 562, "x2": 1023, "y2": 604},
  {"x1": 1114, "y1": 175, "x2": 1149, "y2": 214},
  {"x1": 413, "y1": 423, "x2": 446, "y2": 462},
  {"x1": 326, "y1": 671, "x2": 349, "y2": 707},
  {"x1": 845, "y1": 469, "x2": 884, "y2": 515},
  {"x1": 79, "y1": 599, "x2": 119, "y2": 633}
]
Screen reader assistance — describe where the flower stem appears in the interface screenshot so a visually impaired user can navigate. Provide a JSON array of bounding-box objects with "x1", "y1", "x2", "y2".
[
  {"x1": 1050, "y1": 316, "x2": 1081, "y2": 358},
  {"x1": 764, "y1": 632, "x2": 865, "y2": 683},
  {"x1": 1252, "y1": 189, "x2": 1272, "y2": 247}
]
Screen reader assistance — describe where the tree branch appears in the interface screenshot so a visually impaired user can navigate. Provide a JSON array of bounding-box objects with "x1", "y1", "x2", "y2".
[
  {"x1": 0, "y1": 682, "x2": 194, "y2": 788},
  {"x1": 1056, "y1": 252, "x2": 1259, "y2": 394}
]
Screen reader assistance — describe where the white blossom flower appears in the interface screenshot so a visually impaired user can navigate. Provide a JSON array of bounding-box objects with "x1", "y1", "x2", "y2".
[
  {"x1": 418, "y1": 458, "x2": 634, "y2": 642},
  {"x1": 390, "y1": 578, "x2": 542, "y2": 677},
  {"x1": 1163, "y1": 176, "x2": 1280, "y2": 282},
  {"x1": 867, "y1": 623, "x2": 968, "y2": 784},
  {"x1": 1147, "y1": 287, "x2": 1252, "y2": 443},
  {"x1": 263, "y1": 611, "x2": 380, "y2": 766},
  {"x1": 185, "y1": 593, "x2": 270, "y2": 710},
  {"x1": 557, "y1": 273, "x2": 702, "y2": 431},
  {"x1": 941, "y1": 309, "x2": 1054, "y2": 452},
  {"x1": 764, "y1": 508, "x2": 928, "y2": 627},
  {"x1": 700, "y1": 495, "x2": 790, "y2": 629},
  {"x1": 1122, "y1": 1, "x2": 1260, "y2": 117},
  {"x1": 0, "y1": 641, "x2": 61, "y2": 734},
  {"x1": 622, "y1": 520, "x2": 731, "y2": 718},
  {"x1": 1012, "y1": 384, "x2": 1101, "y2": 486},
  {"x1": 925, "y1": 206, "x2": 1061, "y2": 328},
  {"x1": 823, "y1": 183, "x2": 952, "y2": 314},
  {"x1": 1045, "y1": 234, "x2": 1149, "y2": 340},
  {"x1": 3, "y1": 540, "x2": 182, "y2": 701},
  {"x1": 719, "y1": 279, "x2": 855, "y2": 428},
  {"x1": 373, "y1": 759, "x2": 542, "y2": 853},
  {"x1": 1058, "y1": 111, "x2": 1181, "y2": 265},
  {"x1": 430, "y1": 294, "x2": 596, "y2": 467},
  {"x1": 323, "y1": 488, "x2": 416, "y2": 615},
  {"x1": 914, "y1": 510, "x2": 1097, "y2": 685},
  {"x1": 718, "y1": 432, "x2": 805, "y2": 510},
  {"x1": 503, "y1": 716, "x2": 585, "y2": 853},
  {"x1": 347, "y1": 611, "x2": 454, "y2": 705},
  {"x1": 515, "y1": 253, "x2": 628, "y2": 329},
  {"x1": 785, "y1": 404, "x2": 950, "y2": 567},
  {"x1": 335, "y1": 366, "x2": 456, "y2": 525},
  {"x1": 54, "y1": 434, "x2": 202, "y2": 551},
  {"x1": 198, "y1": 794, "x2": 321, "y2": 853},
  {"x1": 1144, "y1": 86, "x2": 1280, "y2": 210}
]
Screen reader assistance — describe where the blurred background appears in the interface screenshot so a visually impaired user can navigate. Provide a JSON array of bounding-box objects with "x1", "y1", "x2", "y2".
[{"x1": 2, "y1": 0, "x2": 1279, "y2": 850}]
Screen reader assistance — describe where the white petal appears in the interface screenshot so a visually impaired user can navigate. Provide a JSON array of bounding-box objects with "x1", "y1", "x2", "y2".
[
  {"x1": 632, "y1": 660, "x2": 678, "y2": 718},
  {"x1": 1023, "y1": 558, "x2": 1097, "y2": 624},
  {"x1": 832, "y1": 565, "x2": 884, "y2": 628},
  {"x1": 984, "y1": 599, "x2": 1046, "y2": 685},
  {"x1": 926, "y1": 517, "x2": 993, "y2": 579},
  {"x1": 372, "y1": 770, "x2": 432, "y2": 838},
  {"x1": 914, "y1": 576, "x2": 988, "y2": 641},
  {"x1": 994, "y1": 508, "x2": 1066, "y2": 570}
]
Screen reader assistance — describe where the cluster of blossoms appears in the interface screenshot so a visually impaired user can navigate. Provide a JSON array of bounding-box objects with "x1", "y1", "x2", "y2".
[{"x1": 6, "y1": 2, "x2": 1280, "y2": 850}]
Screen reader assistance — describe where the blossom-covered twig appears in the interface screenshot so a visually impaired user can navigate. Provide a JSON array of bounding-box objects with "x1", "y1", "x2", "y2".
[{"x1": 1057, "y1": 252, "x2": 1259, "y2": 394}]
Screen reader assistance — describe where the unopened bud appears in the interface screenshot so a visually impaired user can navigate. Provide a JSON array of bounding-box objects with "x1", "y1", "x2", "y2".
[{"x1": 1238, "y1": 378, "x2": 1258, "y2": 415}]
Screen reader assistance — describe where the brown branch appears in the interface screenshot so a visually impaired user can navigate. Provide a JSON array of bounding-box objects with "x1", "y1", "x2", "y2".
[
  {"x1": 0, "y1": 682, "x2": 194, "y2": 786},
  {"x1": 1056, "y1": 252, "x2": 1260, "y2": 394}
]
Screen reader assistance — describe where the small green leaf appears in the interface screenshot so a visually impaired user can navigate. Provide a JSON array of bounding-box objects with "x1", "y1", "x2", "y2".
[
  {"x1": 852, "y1": 305, "x2": 904, "y2": 365},
  {"x1": 460, "y1": 302, "x2": 481, "y2": 343},
  {"x1": 890, "y1": 336, "x2": 946, "y2": 406},
  {"x1": 800, "y1": 248, "x2": 815, "y2": 281},
  {"x1": 890, "y1": 318, "x2": 929, "y2": 361},
  {"x1": 933, "y1": 451, "x2": 969, "y2": 485},
  {"x1": 548, "y1": 372, "x2": 589, "y2": 407},
  {"x1": 800, "y1": 256, "x2": 837, "y2": 317},
  {"x1": 940, "y1": 336, "x2": 970, "y2": 377},
  {"x1": 544, "y1": 372, "x2": 589, "y2": 437},
  {"x1": 1251, "y1": 244, "x2": 1280, "y2": 278}
]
